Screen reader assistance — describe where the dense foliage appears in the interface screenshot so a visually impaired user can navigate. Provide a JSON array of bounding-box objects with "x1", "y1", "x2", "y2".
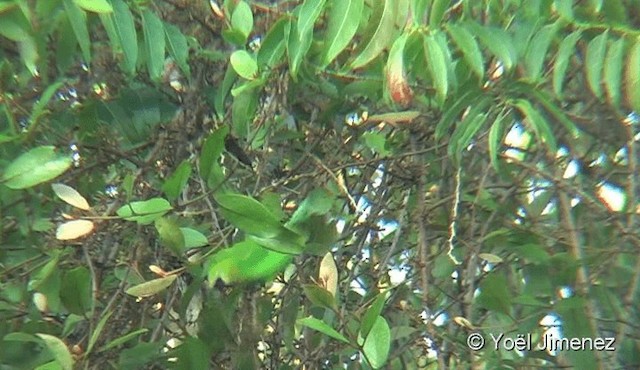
[{"x1": 1, "y1": 0, "x2": 639, "y2": 369}]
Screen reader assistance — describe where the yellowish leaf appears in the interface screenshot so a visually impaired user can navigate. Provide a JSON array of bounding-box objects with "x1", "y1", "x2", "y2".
[
  {"x1": 52, "y1": 183, "x2": 91, "y2": 210},
  {"x1": 56, "y1": 220, "x2": 95, "y2": 240},
  {"x1": 319, "y1": 252, "x2": 338, "y2": 297}
]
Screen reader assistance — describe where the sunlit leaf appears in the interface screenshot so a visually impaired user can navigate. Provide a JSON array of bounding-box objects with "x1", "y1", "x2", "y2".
[
  {"x1": 423, "y1": 33, "x2": 448, "y2": 105},
  {"x1": 230, "y1": 50, "x2": 258, "y2": 79},
  {"x1": 164, "y1": 23, "x2": 191, "y2": 78},
  {"x1": 56, "y1": 220, "x2": 95, "y2": 240},
  {"x1": 585, "y1": 31, "x2": 608, "y2": 99},
  {"x1": 362, "y1": 316, "x2": 391, "y2": 369},
  {"x1": 52, "y1": 183, "x2": 91, "y2": 210},
  {"x1": 319, "y1": 251, "x2": 338, "y2": 297},
  {"x1": 63, "y1": 0, "x2": 91, "y2": 63},
  {"x1": 110, "y1": 0, "x2": 137, "y2": 74},
  {"x1": 625, "y1": 39, "x2": 640, "y2": 112},
  {"x1": 478, "y1": 253, "x2": 503, "y2": 264},
  {"x1": 287, "y1": 0, "x2": 326, "y2": 78},
  {"x1": 257, "y1": 18, "x2": 288, "y2": 68},
  {"x1": 428, "y1": 0, "x2": 448, "y2": 27},
  {"x1": 231, "y1": 1, "x2": 253, "y2": 40},
  {"x1": 386, "y1": 32, "x2": 413, "y2": 107},
  {"x1": 321, "y1": 0, "x2": 364, "y2": 67},
  {"x1": 2, "y1": 146, "x2": 72, "y2": 189},
  {"x1": 215, "y1": 193, "x2": 283, "y2": 238},
  {"x1": 604, "y1": 37, "x2": 625, "y2": 107},
  {"x1": 446, "y1": 23, "x2": 484, "y2": 79},
  {"x1": 141, "y1": 9, "x2": 166, "y2": 81},
  {"x1": 181, "y1": 228, "x2": 209, "y2": 249},
  {"x1": 298, "y1": 316, "x2": 350, "y2": 343},
  {"x1": 125, "y1": 275, "x2": 178, "y2": 297},
  {"x1": 553, "y1": 30, "x2": 581, "y2": 97},
  {"x1": 467, "y1": 22, "x2": 517, "y2": 71},
  {"x1": 116, "y1": 198, "x2": 172, "y2": 224},
  {"x1": 74, "y1": 0, "x2": 112, "y2": 13},
  {"x1": 360, "y1": 292, "x2": 387, "y2": 342},
  {"x1": 36, "y1": 334, "x2": 74, "y2": 370},
  {"x1": 351, "y1": 0, "x2": 408, "y2": 69},
  {"x1": 525, "y1": 23, "x2": 557, "y2": 81}
]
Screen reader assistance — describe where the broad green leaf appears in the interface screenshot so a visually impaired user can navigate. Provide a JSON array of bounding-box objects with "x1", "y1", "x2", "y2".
[
  {"x1": 52, "y1": 183, "x2": 91, "y2": 210},
  {"x1": 63, "y1": 0, "x2": 91, "y2": 63},
  {"x1": 141, "y1": 9, "x2": 165, "y2": 81},
  {"x1": 604, "y1": 37, "x2": 625, "y2": 107},
  {"x1": 116, "y1": 198, "x2": 172, "y2": 224},
  {"x1": 215, "y1": 193, "x2": 283, "y2": 238},
  {"x1": 155, "y1": 217, "x2": 185, "y2": 255},
  {"x1": 110, "y1": 0, "x2": 137, "y2": 74},
  {"x1": 288, "y1": 188, "x2": 334, "y2": 228},
  {"x1": 287, "y1": 0, "x2": 326, "y2": 78},
  {"x1": 164, "y1": 23, "x2": 191, "y2": 78},
  {"x1": 181, "y1": 228, "x2": 209, "y2": 249},
  {"x1": 359, "y1": 292, "x2": 387, "y2": 341},
  {"x1": 297, "y1": 0, "x2": 326, "y2": 41},
  {"x1": 585, "y1": 31, "x2": 608, "y2": 99},
  {"x1": 467, "y1": 22, "x2": 517, "y2": 71},
  {"x1": 60, "y1": 267, "x2": 92, "y2": 315},
  {"x1": 298, "y1": 316, "x2": 350, "y2": 343},
  {"x1": 257, "y1": 17, "x2": 288, "y2": 67},
  {"x1": 0, "y1": 7, "x2": 32, "y2": 42},
  {"x1": 525, "y1": 23, "x2": 557, "y2": 81},
  {"x1": 351, "y1": 0, "x2": 408, "y2": 69},
  {"x1": 248, "y1": 226, "x2": 306, "y2": 254},
  {"x1": 489, "y1": 112, "x2": 507, "y2": 171},
  {"x1": 200, "y1": 125, "x2": 229, "y2": 181},
  {"x1": 362, "y1": 131, "x2": 390, "y2": 156},
  {"x1": 74, "y1": 0, "x2": 112, "y2": 13},
  {"x1": 362, "y1": 316, "x2": 391, "y2": 369},
  {"x1": 321, "y1": 0, "x2": 364, "y2": 67},
  {"x1": 446, "y1": 23, "x2": 484, "y2": 79},
  {"x1": 125, "y1": 275, "x2": 178, "y2": 297},
  {"x1": 56, "y1": 220, "x2": 95, "y2": 240},
  {"x1": 87, "y1": 310, "x2": 113, "y2": 354},
  {"x1": 625, "y1": 39, "x2": 640, "y2": 112},
  {"x1": 476, "y1": 272, "x2": 511, "y2": 315},
  {"x1": 230, "y1": 50, "x2": 258, "y2": 79},
  {"x1": 423, "y1": 33, "x2": 448, "y2": 105},
  {"x1": 2, "y1": 146, "x2": 72, "y2": 189},
  {"x1": 36, "y1": 334, "x2": 74, "y2": 370},
  {"x1": 231, "y1": 1, "x2": 253, "y2": 40},
  {"x1": 302, "y1": 284, "x2": 336, "y2": 310},
  {"x1": 514, "y1": 99, "x2": 557, "y2": 154},
  {"x1": 206, "y1": 240, "x2": 293, "y2": 285},
  {"x1": 173, "y1": 337, "x2": 212, "y2": 370},
  {"x1": 429, "y1": 0, "x2": 448, "y2": 27},
  {"x1": 553, "y1": 30, "x2": 581, "y2": 97},
  {"x1": 162, "y1": 160, "x2": 192, "y2": 201}
]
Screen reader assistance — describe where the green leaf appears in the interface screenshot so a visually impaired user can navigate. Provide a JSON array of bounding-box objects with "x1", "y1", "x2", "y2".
[
  {"x1": 298, "y1": 316, "x2": 350, "y2": 343},
  {"x1": 423, "y1": 33, "x2": 448, "y2": 105},
  {"x1": 302, "y1": 284, "x2": 337, "y2": 310},
  {"x1": 514, "y1": 99, "x2": 557, "y2": 154},
  {"x1": 110, "y1": 0, "x2": 137, "y2": 74},
  {"x1": 74, "y1": 0, "x2": 112, "y2": 13},
  {"x1": 173, "y1": 337, "x2": 212, "y2": 370},
  {"x1": 553, "y1": 30, "x2": 581, "y2": 97},
  {"x1": 428, "y1": 0, "x2": 448, "y2": 27},
  {"x1": 625, "y1": 39, "x2": 640, "y2": 112},
  {"x1": 351, "y1": 0, "x2": 408, "y2": 69},
  {"x1": 63, "y1": 0, "x2": 91, "y2": 63},
  {"x1": 164, "y1": 23, "x2": 191, "y2": 78},
  {"x1": 87, "y1": 310, "x2": 113, "y2": 355},
  {"x1": 141, "y1": 9, "x2": 165, "y2": 81},
  {"x1": 287, "y1": 0, "x2": 326, "y2": 78},
  {"x1": 60, "y1": 267, "x2": 92, "y2": 315},
  {"x1": 603, "y1": 37, "x2": 625, "y2": 107},
  {"x1": 449, "y1": 112, "x2": 487, "y2": 165},
  {"x1": 36, "y1": 334, "x2": 74, "y2": 370},
  {"x1": 125, "y1": 275, "x2": 178, "y2": 297},
  {"x1": 467, "y1": 22, "x2": 517, "y2": 71},
  {"x1": 362, "y1": 316, "x2": 391, "y2": 369},
  {"x1": 476, "y1": 272, "x2": 511, "y2": 315},
  {"x1": 162, "y1": 160, "x2": 192, "y2": 201},
  {"x1": 321, "y1": 0, "x2": 364, "y2": 67},
  {"x1": 555, "y1": 297, "x2": 597, "y2": 369},
  {"x1": 230, "y1": 50, "x2": 258, "y2": 79},
  {"x1": 585, "y1": 31, "x2": 608, "y2": 100},
  {"x1": 248, "y1": 226, "x2": 306, "y2": 254},
  {"x1": 181, "y1": 228, "x2": 209, "y2": 249},
  {"x1": 116, "y1": 198, "x2": 172, "y2": 224},
  {"x1": 287, "y1": 188, "x2": 334, "y2": 228},
  {"x1": 359, "y1": 292, "x2": 387, "y2": 341},
  {"x1": 257, "y1": 17, "x2": 288, "y2": 68},
  {"x1": 2, "y1": 146, "x2": 72, "y2": 189},
  {"x1": 525, "y1": 23, "x2": 557, "y2": 81},
  {"x1": 29, "y1": 81, "x2": 65, "y2": 127},
  {"x1": 206, "y1": 240, "x2": 293, "y2": 285},
  {"x1": 297, "y1": 0, "x2": 326, "y2": 41},
  {"x1": 200, "y1": 125, "x2": 229, "y2": 181},
  {"x1": 446, "y1": 23, "x2": 484, "y2": 79},
  {"x1": 215, "y1": 193, "x2": 283, "y2": 238},
  {"x1": 100, "y1": 328, "x2": 149, "y2": 352},
  {"x1": 155, "y1": 217, "x2": 185, "y2": 255},
  {"x1": 231, "y1": 1, "x2": 253, "y2": 40},
  {"x1": 489, "y1": 112, "x2": 507, "y2": 171},
  {"x1": 435, "y1": 88, "x2": 482, "y2": 140}
]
